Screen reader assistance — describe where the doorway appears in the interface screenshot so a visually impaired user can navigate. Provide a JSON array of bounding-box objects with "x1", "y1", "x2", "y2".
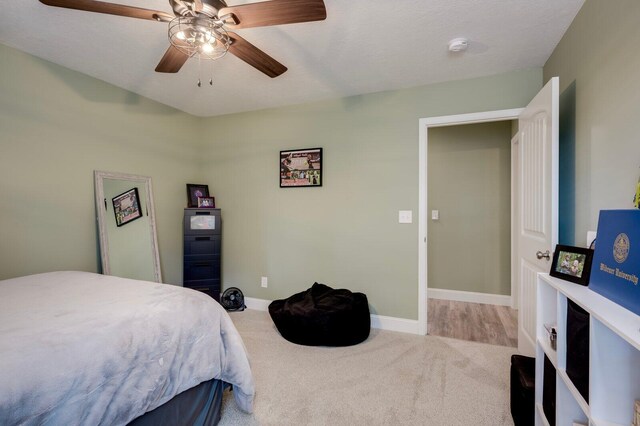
[
  {"x1": 426, "y1": 120, "x2": 517, "y2": 346},
  {"x1": 417, "y1": 108, "x2": 524, "y2": 337}
]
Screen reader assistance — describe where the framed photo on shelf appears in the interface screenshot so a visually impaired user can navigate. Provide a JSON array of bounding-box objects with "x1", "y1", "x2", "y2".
[
  {"x1": 280, "y1": 148, "x2": 322, "y2": 188},
  {"x1": 549, "y1": 244, "x2": 594, "y2": 286},
  {"x1": 186, "y1": 184, "x2": 209, "y2": 208},
  {"x1": 197, "y1": 196, "x2": 215, "y2": 208},
  {"x1": 112, "y1": 187, "x2": 142, "y2": 227}
]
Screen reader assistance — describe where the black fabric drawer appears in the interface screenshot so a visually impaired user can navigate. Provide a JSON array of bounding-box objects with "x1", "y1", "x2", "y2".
[
  {"x1": 542, "y1": 354, "x2": 556, "y2": 426},
  {"x1": 566, "y1": 300, "x2": 589, "y2": 403},
  {"x1": 184, "y1": 235, "x2": 221, "y2": 257},
  {"x1": 184, "y1": 259, "x2": 220, "y2": 281},
  {"x1": 184, "y1": 279, "x2": 220, "y2": 302}
]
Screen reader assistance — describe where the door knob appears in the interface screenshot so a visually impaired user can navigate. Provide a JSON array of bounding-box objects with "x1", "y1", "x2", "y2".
[{"x1": 536, "y1": 250, "x2": 551, "y2": 261}]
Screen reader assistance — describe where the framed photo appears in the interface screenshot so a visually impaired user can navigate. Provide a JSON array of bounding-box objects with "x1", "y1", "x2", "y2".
[
  {"x1": 549, "y1": 244, "x2": 594, "y2": 285},
  {"x1": 112, "y1": 187, "x2": 142, "y2": 227},
  {"x1": 186, "y1": 184, "x2": 209, "y2": 208},
  {"x1": 280, "y1": 148, "x2": 322, "y2": 188},
  {"x1": 197, "y1": 196, "x2": 215, "y2": 208}
]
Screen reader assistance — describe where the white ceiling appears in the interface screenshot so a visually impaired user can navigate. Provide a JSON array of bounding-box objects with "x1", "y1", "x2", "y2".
[{"x1": 0, "y1": 0, "x2": 584, "y2": 117}]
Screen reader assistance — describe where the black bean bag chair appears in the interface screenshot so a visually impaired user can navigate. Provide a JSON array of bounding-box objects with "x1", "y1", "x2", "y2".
[{"x1": 268, "y1": 283, "x2": 370, "y2": 346}]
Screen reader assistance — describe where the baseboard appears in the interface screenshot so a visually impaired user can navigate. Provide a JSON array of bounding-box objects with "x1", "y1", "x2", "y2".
[
  {"x1": 244, "y1": 297, "x2": 272, "y2": 311},
  {"x1": 369, "y1": 314, "x2": 420, "y2": 334},
  {"x1": 242, "y1": 297, "x2": 420, "y2": 334},
  {"x1": 427, "y1": 288, "x2": 512, "y2": 306}
]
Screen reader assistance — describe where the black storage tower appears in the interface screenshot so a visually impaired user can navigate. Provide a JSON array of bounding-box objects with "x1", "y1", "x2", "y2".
[{"x1": 183, "y1": 208, "x2": 221, "y2": 301}]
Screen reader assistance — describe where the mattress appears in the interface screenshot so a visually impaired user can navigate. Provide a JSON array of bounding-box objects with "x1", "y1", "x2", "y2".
[{"x1": 0, "y1": 271, "x2": 254, "y2": 425}]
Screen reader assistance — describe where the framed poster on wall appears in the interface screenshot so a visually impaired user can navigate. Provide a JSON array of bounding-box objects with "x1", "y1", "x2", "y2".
[{"x1": 280, "y1": 148, "x2": 322, "y2": 188}]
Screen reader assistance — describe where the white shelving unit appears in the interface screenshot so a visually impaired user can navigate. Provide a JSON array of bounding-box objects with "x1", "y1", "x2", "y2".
[{"x1": 536, "y1": 273, "x2": 640, "y2": 426}]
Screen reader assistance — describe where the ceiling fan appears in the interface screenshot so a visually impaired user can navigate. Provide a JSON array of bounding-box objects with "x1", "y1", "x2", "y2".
[{"x1": 38, "y1": 0, "x2": 327, "y2": 77}]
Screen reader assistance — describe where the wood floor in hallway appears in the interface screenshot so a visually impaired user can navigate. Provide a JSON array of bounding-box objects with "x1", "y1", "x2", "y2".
[{"x1": 427, "y1": 299, "x2": 518, "y2": 347}]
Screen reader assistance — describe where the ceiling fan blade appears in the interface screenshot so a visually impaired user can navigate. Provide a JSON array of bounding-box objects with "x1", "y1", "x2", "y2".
[
  {"x1": 219, "y1": 0, "x2": 326, "y2": 29},
  {"x1": 227, "y1": 32, "x2": 287, "y2": 78},
  {"x1": 39, "y1": 0, "x2": 174, "y2": 22},
  {"x1": 155, "y1": 45, "x2": 190, "y2": 73}
]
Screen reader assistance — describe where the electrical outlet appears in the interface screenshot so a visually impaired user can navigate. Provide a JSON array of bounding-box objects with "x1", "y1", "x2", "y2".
[{"x1": 261, "y1": 276, "x2": 268, "y2": 288}]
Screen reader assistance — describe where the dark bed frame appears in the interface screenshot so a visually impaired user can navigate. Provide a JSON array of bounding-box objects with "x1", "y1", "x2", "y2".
[{"x1": 128, "y1": 379, "x2": 227, "y2": 426}]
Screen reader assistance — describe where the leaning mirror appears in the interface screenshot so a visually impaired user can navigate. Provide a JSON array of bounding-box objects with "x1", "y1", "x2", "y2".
[{"x1": 94, "y1": 171, "x2": 162, "y2": 282}]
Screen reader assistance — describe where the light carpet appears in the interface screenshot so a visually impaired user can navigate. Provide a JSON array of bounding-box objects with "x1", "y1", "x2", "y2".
[{"x1": 219, "y1": 309, "x2": 515, "y2": 425}]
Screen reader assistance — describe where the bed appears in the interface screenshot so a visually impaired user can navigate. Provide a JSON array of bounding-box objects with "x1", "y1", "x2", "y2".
[{"x1": 0, "y1": 271, "x2": 255, "y2": 425}]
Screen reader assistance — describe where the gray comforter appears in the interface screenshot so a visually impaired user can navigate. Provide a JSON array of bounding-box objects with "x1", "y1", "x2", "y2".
[{"x1": 0, "y1": 271, "x2": 254, "y2": 425}]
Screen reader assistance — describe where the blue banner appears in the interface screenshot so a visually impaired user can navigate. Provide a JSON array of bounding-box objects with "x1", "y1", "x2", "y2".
[{"x1": 590, "y1": 210, "x2": 640, "y2": 315}]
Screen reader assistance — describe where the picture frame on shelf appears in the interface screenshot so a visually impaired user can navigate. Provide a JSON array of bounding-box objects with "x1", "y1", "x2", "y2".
[
  {"x1": 112, "y1": 187, "x2": 142, "y2": 227},
  {"x1": 197, "y1": 196, "x2": 215, "y2": 208},
  {"x1": 186, "y1": 184, "x2": 209, "y2": 208},
  {"x1": 549, "y1": 244, "x2": 594, "y2": 286},
  {"x1": 280, "y1": 148, "x2": 322, "y2": 188}
]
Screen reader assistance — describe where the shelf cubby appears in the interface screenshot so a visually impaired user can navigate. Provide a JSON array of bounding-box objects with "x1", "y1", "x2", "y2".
[
  {"x1": 556, "y1": 373, "x2": 589, "y2": 425},
  {"x1": 590, "y1": 317, "x2": 640, "y2": 425}
]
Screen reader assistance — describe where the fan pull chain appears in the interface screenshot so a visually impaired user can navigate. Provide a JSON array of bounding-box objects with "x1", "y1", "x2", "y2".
[
  {"x1": 209, "y1": 60, "x2": 214, "y2": 86},
  {"x1": 197, "y1": 55, "x2": 202, "y2": 87},
  {"x1": 195, "y1": 56, "x2": 215, "y2": 88}
]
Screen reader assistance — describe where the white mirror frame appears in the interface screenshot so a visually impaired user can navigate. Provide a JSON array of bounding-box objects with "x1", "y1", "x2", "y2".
[{"x1": 94, "y1": 170, "x2": 163, "y2": 283}]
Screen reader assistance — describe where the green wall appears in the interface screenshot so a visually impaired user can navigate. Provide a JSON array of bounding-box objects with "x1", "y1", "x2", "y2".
[
  {"x1": 0, "y1": 41, "x2": 542, "y2": 320},
  {"x1": 198, "y1": 70, "x2": 542, "y2": 319},
  {"x1": 0, "y1": 44, "x2": 201, "y2": 285},
  {"x1": 428, "y1": 121, "x2": 513, "y2": 296},
  {"x1": 544, "y1": 0, "x2": 640, "y2": 244}
]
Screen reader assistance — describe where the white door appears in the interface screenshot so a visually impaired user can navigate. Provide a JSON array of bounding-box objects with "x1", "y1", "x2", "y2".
[
  {"x1": 517, "y1": 77, "x2": 559, "y2": 356},
  {"x1": 511, "y1": 133, "x2": 520, "y2": 310}
]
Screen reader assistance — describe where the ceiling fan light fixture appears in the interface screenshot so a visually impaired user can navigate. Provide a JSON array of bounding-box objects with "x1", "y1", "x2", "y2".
[
  {"x1": 201, "y1": 43, "x2": 214, "y2": 53},
  {"x1": 168, "y1": 16, "x2": 230, "y2": 60},
  {"x1": 38, "y1": 0, "x2": 327, "y2": 77}
]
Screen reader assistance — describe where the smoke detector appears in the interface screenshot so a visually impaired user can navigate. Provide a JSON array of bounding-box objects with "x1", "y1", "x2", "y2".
[{"x1": 448, "y1": 38, "x2": 469, "y2": 52}]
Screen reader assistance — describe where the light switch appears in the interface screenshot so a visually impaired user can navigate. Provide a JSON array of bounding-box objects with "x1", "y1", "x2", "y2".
[
  {"x1": 431, "y1": 210, "x2": 439, "y2": 221},
  {"x1": 399, "y1": 210, "x2": 412, "y2": 224}
]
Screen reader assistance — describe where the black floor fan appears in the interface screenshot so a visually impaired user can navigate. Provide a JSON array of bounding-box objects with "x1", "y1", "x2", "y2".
[{"x1": 221, "y1": 287, "x2": 245, "y2": 311}]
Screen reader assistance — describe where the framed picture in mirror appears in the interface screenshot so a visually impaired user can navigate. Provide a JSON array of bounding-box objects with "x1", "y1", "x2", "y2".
[{"x1": 112, "y1": 187, "x2": 142, "y2": 227}]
